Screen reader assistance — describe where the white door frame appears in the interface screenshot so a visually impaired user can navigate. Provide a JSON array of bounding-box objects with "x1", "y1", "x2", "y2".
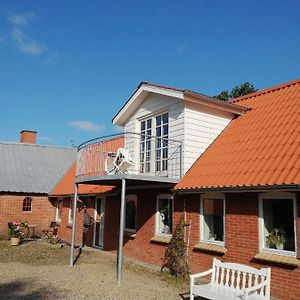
[{"x1": 93, "y1": 196, "x2": 105, "y2": 249}]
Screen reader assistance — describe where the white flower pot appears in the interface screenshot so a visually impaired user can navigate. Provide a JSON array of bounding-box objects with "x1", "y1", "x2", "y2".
[{"x1": 10, "y1": 237, "x2": 20, "y2": 246}]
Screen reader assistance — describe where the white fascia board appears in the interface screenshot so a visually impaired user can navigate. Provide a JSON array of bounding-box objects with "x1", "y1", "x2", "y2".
[
  {"x1": 184, "y1": 94, "x2": 247, "y2": 116},
  {"x1": 113, "y1": 84, "x2": 184, "y2": 126}
]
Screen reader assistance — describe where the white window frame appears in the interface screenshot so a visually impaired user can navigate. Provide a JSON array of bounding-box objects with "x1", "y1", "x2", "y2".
[
  {"x1": 139, "y1": 111, "x2": 169, "y2": 175},
  {"x1": 68, "y1": 198, "x2": 73, "y2": 224},
  {"x1": 125, "y1": 194, "x2": 137, "y2": 233},
  {"x1": 200, "y1": 194, "x2": 225, "y2": 246},
  {"x1": 22, "y1": 196, "x2": 32, "y2": 213},
  {"x1": 258, "y1": 192, "x2": 297, "y2": 257},
  {"x1": 56, "y1": 198, "x2": 62, "y2": 223},
  {"x1": 156, "y1": 193, "x2": 173, "y2": 238}
]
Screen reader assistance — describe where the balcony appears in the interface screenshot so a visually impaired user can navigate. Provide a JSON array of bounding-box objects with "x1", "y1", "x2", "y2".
[{"x1": 75, "y1": 132, "x2": 183, "y2": 185}]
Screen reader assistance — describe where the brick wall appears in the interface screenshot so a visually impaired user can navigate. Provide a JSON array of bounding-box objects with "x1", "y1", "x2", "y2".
[
  {"x1": 181, "y1": 192, "x2": 300, "y2": 300},
  {"x1": 53, "y1": 189, "x2": 300, "y2": 300},
  {"x1": 104, "y1": 189, "x2": 172, "y2": 266},
  {"x1": 53, "y1": 196, "x2": 93, "y2": 246},
  {"x1": 0, "y1": 193, "x2": 55, "y2": 238}
]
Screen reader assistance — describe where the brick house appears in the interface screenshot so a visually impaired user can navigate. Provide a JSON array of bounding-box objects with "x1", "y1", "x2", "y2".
[
  {"x1": 0, "y1": 130, "x2": 76, "y2": 238},
  {"x1": 52, "y1": 79, "x2": 298, "y2": 299},
  {"x1": 175, "y1": 79, "x2": 300, "y2": 300}
]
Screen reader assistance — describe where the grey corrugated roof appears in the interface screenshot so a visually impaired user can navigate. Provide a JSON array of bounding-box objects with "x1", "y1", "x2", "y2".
[{"x1": 0, "y1": 142, "x2": 77, "y2": 194}]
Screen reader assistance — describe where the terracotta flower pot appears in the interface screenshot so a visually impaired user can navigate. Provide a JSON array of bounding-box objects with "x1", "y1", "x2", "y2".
[{"x1": 10, "y1": 237, "x2": 20, "y2": 246}]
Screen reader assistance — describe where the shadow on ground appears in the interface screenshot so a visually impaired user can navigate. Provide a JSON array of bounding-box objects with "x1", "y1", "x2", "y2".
[{"x1": 0, "y1": 280, "x2": 64, "y2": 299}]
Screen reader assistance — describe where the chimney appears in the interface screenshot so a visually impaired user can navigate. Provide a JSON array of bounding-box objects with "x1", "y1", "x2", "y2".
[{"x1": 20, "y1": 130, "x2": 37, "y2": 144}]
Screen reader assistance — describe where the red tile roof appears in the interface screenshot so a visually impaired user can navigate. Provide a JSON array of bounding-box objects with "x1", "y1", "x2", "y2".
[
  {"x1": 50, "y1": 163, "x2": 115, "y2": 196},
  {"x1": 175, "y1": 78, "x2": 300, "y2": 191}
]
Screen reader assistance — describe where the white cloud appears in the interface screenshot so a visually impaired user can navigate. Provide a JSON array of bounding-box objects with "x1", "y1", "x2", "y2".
[
  {"x1": 11, "y1": 28, "x2": 48, "y2": 55},
  {"x1": 69, "y1": 121, "x2": 101, "y2": 132},
  {"x1": 8, "y1": 12, "x2": 35, "y2": 27}
]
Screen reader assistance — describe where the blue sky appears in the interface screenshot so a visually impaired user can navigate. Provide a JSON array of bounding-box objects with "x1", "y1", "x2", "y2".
[{"x1": 0, "y1": 1, "x2": 299, "y2": 146}]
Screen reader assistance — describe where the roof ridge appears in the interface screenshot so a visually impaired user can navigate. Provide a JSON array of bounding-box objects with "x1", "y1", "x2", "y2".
[
  {"x1": 0, "y1": 141, "x2": 76, "y2": 150},
  {"x1": 229, "y1": 78, "x2": 300, "y2": 103}
]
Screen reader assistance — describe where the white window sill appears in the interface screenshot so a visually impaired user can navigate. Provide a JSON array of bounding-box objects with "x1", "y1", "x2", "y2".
[
  {"x1": 254, "y1": 252, "x2": 300, "y2": 267},
  {"x1": 194, "y1": 242, "x2": 226, "y2": 254},
  {"x1": 124, "y1": 231, "x2": 136, "y2": 238}
]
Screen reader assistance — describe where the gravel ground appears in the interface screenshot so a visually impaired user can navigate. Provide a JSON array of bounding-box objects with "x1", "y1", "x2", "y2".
[{"x1": 0, "y1": 240, "x2": 189, "y2": 299}]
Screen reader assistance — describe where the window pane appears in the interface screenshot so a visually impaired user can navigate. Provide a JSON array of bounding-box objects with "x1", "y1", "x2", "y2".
[
  {"x1": 147, "y1": 119, "x2": 152, "y2": 129},
  {"x1": 158, "y1": 198, "x2": 173, "y2": 235},
  {"x1": 163, "y1": 124, "x2": 168, "y2": 136},
  {"x1": 156, "y1": 115, "x2": 161, "y2": 126},
  {"x1": 203, "y1": 198, "x2": 224, "y2": 242},
  {"x1": 162, "y1": 113, "x2": 168, "y2": 124},
  {"x1": 156, "y1": 127, "x2": 161, "y2": 137},
  {"x1": 141, "y1": 121, "x2": 145, "y2": 131},
  {"x1": 263, "y1": 198, "x2": 295, "y2": 252}
]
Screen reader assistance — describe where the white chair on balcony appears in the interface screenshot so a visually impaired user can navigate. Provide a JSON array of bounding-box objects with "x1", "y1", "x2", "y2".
[{"x1": 113, "y1": 148, "x2": 133, "y2": 174}]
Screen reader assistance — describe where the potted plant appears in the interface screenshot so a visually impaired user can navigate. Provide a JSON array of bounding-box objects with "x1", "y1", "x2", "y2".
[
  {"x1": 266, "y1": 228, "x2": 286, "y2": 250},
  {"x1": 8, "y1": 222, "x2": 28, "y2": 246}
]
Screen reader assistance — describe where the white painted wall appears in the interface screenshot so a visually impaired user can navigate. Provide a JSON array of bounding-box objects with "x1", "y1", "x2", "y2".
[{"x1": 183, "y1": 102, "x2": 233, "y2": 173}]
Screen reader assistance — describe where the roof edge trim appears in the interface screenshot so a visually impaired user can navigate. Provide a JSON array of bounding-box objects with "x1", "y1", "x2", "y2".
[
  {"x1": 174, "y1": 184, "x2": 300, "y2": 193},
  {"x1": 112, "y1": 82, "x2": 184, "y2": 126},
  {"x1": 229, "y1": 78, "x2": 300, "y2": 104}
]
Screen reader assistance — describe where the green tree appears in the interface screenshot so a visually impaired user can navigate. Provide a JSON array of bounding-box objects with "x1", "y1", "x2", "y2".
[
  {"x1": 214, "y1": 82, "x2": 257, "y2": 101},
  {"x1": 161, "y1": 214, "x2": 189, "y2": 277}
]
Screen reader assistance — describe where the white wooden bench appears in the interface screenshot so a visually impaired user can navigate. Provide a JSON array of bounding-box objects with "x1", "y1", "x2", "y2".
[{"x1": 190, "y1": 258, "x2": 271, "y2": 300}]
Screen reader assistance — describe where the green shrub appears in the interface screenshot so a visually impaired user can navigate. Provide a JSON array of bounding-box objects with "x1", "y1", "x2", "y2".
[{"x1": 161, "y1": 214, "x2": 189, "y2": 277}]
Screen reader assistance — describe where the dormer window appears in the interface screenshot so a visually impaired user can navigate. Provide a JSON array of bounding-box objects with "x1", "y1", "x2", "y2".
[{"x1": 139, "y1": 112, "x2": 169, "y2": 174}]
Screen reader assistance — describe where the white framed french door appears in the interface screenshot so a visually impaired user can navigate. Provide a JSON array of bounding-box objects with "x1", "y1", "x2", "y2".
[{"x1": 93, "y1": 196, "x2": 105, "y2": 249}]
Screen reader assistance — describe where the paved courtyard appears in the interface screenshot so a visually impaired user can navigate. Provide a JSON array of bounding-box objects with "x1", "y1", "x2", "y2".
[{"x1": 0, "y1": 240, "x2": 189, "y2": 299}]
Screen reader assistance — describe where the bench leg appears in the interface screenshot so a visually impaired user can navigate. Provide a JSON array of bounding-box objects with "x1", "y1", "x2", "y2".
[{"x1": 190, "y1": 291, "x2": 194, "y2": 300}]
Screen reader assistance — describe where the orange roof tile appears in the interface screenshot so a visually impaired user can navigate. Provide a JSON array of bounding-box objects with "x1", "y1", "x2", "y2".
[
  {"x1": 51, "y1": 163, "x2": 115, "y2": 196},
  {"x1": 175, "y1": 78, "x2": 300, "y2": 191}
]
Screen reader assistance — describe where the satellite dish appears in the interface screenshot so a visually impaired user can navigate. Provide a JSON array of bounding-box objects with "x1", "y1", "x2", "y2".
[
  {"x1": 105, "y1": 152, "x2": 117, "y2": 174},
  {"x1": 113, "y1": 148, "x2": 133, "y2": 173}
]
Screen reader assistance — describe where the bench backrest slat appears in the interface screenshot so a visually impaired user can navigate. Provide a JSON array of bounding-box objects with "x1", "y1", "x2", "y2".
[{"x1": 212, "y1": 258, "x2": 270, "y2": 296}]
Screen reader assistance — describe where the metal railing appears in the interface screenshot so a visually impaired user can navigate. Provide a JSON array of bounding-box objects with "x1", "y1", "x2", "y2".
[{"x1": 76, "y1": 132, "x2": 183, "y2": 180}]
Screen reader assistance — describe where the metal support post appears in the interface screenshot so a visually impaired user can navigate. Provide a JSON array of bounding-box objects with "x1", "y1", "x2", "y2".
[
  {"x1": 117, "y1": 178, "x2": 126, "y2": 285},
  {"x1": 69, "y1": 183, "x2": 78, "y2": 266}
]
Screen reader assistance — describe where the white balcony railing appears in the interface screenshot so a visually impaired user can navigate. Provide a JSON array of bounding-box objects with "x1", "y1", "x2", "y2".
[{"x1": 75, "y1": 132, "x2": 183, "y2": 181}]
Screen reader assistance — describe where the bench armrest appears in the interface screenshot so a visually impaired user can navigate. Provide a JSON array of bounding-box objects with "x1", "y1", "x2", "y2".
[
  {"x1": 244, "y1": 279, "x2": 269, "y2": 294},
  {"x1": 190, "y1": 268, "x2": 213, "y2": 282}
]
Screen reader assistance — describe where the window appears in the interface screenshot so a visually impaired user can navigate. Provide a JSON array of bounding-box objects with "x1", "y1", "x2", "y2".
[
  {"x1": 140, "y1": 112, "x2": 169, "y2": 174},
  {"x1": 259, "y1": 192, "x2": 297, "y2": 256},
  {"x1": 200, "y1": 195, "x2": 225, "y2": 245},
  {"x1": 22, "y1": 197, "x2": 32, "y2": 212},
  {"x1": 140, "y1": 118, "x2": 152, "y2": 173},
  {"x1": 156, "y1": 113, "x2": 169, "y2": 172},
  {"x1": 125, "y1": 195, "x2": 137, "y2": 233},
  {"x1": 56, "y1": 199, "x2": 63, "y2": 223},
  {"x1": 68, "y1": 198, "x2": 74, "y2": 224},
  {"x1": 156, "y1": 194, "x2": 173, "y2": 236}
]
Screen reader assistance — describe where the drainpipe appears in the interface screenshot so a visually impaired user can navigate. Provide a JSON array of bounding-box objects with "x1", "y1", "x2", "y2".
[
  {"x1": 69, "y1": 183, "x2": 78, "y2": 266},
  {"x1": 117, "y1": 178, "x2": 126, "y2": 285}
]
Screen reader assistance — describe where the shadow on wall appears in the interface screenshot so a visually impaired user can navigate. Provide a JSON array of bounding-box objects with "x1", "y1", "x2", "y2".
[{"x1": 0, "y1": 280, "x2": 64, "y2": 299}]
